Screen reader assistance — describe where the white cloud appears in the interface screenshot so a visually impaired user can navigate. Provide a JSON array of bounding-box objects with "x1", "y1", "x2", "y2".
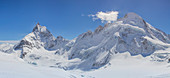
[
  {"x1": 89, "y1": 11, "x2": 119, "y2": 23},
  {"x1": 0, "y1": 40, "x2": 19, "y2": 44}
]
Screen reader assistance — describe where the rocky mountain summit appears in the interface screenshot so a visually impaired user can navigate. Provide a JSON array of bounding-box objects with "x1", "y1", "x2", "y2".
[{"x1": 14, "y1": 23, "x2": 69, "y2": 58}]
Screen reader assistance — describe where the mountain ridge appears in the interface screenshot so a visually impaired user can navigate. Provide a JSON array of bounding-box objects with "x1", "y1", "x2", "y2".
[{"x1": 13, "y1": 12, "x2": 170, "y2": 70}]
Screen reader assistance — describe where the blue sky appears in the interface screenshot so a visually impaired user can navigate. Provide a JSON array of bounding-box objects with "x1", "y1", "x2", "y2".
[{"x1": 0, "y1": 0, "x2": 170, "y2": 40}]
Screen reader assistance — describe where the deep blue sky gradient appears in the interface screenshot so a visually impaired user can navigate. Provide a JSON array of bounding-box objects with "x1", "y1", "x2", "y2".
[{"x1": 0, "y1": 0, "x2": 170, "y2": 40}]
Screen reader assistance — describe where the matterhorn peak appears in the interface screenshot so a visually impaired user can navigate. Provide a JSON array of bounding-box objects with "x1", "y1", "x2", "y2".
[
  {"x1": 32, "y1": 23, "x2": 50, "y2": 34},
  {"x1": 32, "y1": 22, "x2": 41, "y2": 32}
]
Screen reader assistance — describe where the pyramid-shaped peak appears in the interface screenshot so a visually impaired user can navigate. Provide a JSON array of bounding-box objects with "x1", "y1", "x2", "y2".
[
  {"x1": 32, "y1": 23, "x2": 49, "y2": 33},
  {"x1": 32, "y1": 23, "x2": 41, "y2": 32}
]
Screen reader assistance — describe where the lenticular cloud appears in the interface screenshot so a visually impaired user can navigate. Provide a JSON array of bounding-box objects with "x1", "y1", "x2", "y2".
[{"x1": 89, "y1": 11, "x2": 119, "y2": 23}]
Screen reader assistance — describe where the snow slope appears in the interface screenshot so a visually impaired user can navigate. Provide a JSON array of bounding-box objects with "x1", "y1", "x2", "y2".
[
  {"x1": 78, "y1": 52, "x2": 170, "y2": 78},
  {"x1": 0, "y1": 51, "x2": 81, "y2": 78},
  {"x1": 0, "y1": 49, "x2": 170, "y2": 78}
]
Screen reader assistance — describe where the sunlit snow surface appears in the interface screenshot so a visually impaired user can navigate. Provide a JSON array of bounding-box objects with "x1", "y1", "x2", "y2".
[
  {"x1": 0, "y1": 48, "x2": 170, "y2": 78},
  {"x1": 0, "y1": 51, "x2": 79, "y2": 78}
]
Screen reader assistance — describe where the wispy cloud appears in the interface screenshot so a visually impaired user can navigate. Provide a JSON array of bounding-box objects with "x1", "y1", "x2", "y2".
[
  {"x1": 0, "y1": 40, "x2": 19, "y2": 44},
  {"x1": 81, "y1": 14, "x2": 85, "y2": 16},
  {"x1": 88, "y1": 11, "x2": 119, "y2": 23}
]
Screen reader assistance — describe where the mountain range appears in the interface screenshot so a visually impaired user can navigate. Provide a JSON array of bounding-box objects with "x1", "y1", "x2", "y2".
[{"x1": 2, "y1": 12, "x2": 167, "y2": 71}]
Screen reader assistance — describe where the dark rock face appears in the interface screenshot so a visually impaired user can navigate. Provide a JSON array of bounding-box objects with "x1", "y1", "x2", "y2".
[
  {"x1": 95, "y1": 25, "x2": 103, "y2": 33},
  {"x1": 20, "y1": 51, "x2": 27, "y2": 58},
  {"x1": 80, "y1": 30, "x2": 93, "y2": 39},
  {"x1": 14, "y1": 40, "x2": 33, "y2": 50}
]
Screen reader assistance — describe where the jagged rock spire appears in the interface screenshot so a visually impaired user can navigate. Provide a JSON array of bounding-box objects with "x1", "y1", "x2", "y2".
[
  {"x1": 32, "y1": 22, "x2": 50, "y2": 34},
  {"x1": 32, "y1": 22, "x2": 41, "y2": 32}
]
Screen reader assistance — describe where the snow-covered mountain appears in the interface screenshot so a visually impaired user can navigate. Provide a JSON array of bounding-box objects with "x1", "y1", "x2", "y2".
[
  {"x1": 13, "y1": 12, "x2": 170, "y2": 71},
  {"x1": 14, "y1": 23, "x2": 69, "y2": 58}
]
